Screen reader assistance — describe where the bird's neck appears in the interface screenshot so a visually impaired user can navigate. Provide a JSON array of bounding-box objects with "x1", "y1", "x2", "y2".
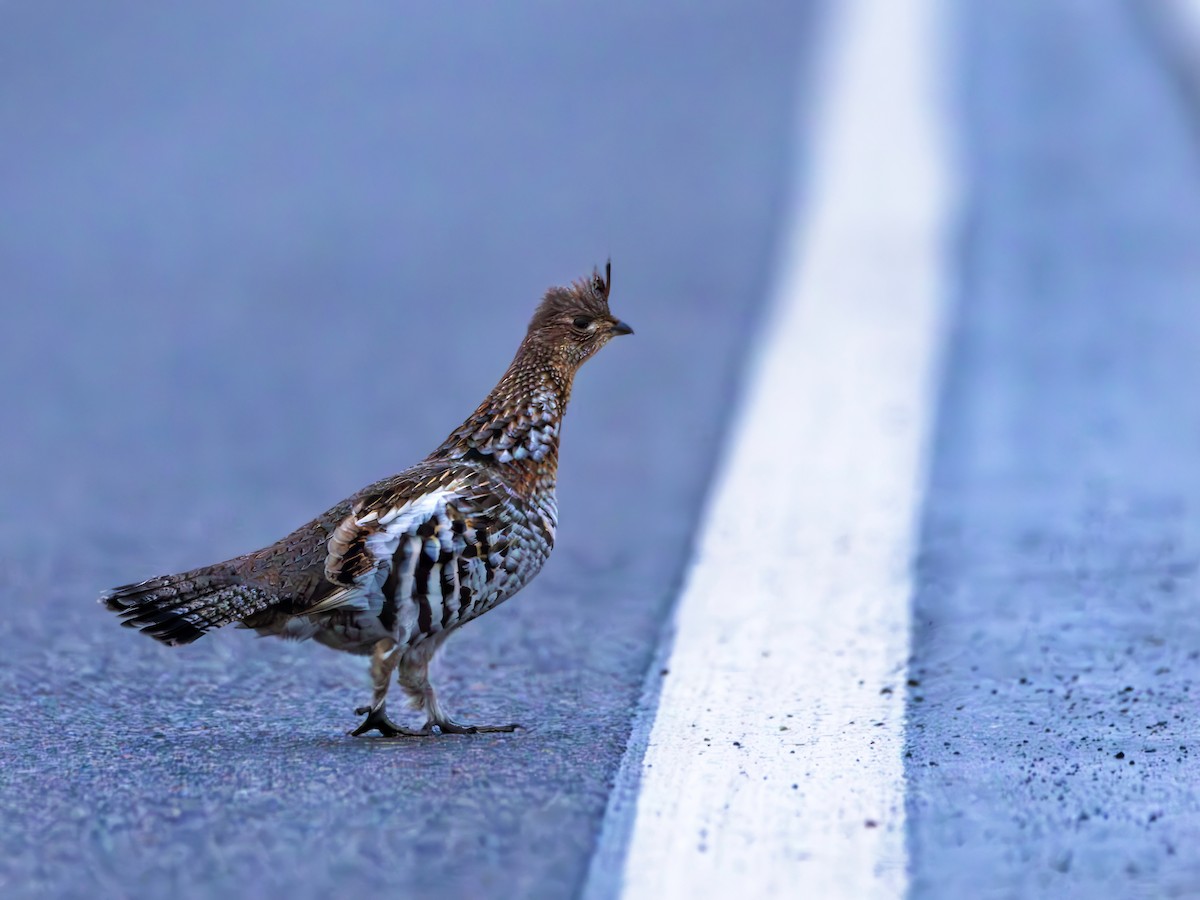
[{"x1": 431, "y1": 339, "x2": 575, "y2": 478}]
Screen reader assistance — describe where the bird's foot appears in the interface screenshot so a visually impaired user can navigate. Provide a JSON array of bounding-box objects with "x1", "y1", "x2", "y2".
[
  {"x1": 350, "y1": 704, "x2": 430, "y2": 738},
  {"x1": 426, "y1": 717, "x2": 523, "y2": 735}
]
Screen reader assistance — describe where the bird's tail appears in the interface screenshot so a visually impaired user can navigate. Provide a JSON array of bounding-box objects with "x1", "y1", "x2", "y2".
[{"x1": 101, "y1": 563, "x2": 275, "y2": 646}]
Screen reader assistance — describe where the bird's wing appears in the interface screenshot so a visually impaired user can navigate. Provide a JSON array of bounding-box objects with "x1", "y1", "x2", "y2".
[{"x1": 307, "y1": 475, "x2": 499, "y2": 619}]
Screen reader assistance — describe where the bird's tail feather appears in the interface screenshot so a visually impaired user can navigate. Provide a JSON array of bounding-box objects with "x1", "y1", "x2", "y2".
[{"x1": 101, "y1": 564, "x2": 275, "y2": 646}]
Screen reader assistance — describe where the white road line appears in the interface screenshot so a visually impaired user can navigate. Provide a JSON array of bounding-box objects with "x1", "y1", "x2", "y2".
[
  {"x1": 1154, "y1": 0, "x2": 1200, "y2": 44},
  {"x1": 1144, "y1": 0, "x2": 1200, "y2": 92},
  {"x1": 584, "y1": 0, "x2": 957, "y2": 897}
]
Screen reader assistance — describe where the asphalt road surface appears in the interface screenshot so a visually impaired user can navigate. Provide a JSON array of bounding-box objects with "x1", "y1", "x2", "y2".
[
  {"x1": 0, "y1": 2, "x2": 819, "y2": 898},
  {"x1": 906, "y1": 1, "x2": 1200, "y2": 895},
  {"x1": 4, "y1": 1, "x2": 1200, "y2": 898}
]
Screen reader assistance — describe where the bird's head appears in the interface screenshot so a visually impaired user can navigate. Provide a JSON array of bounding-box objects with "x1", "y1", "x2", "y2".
[{"x1": 525, "y1": 261, "x2": 633, "y2": 370}]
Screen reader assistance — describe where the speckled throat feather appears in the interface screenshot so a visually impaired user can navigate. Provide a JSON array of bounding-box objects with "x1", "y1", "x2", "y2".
[
  {"x1": 431, "y1": 343, "x2": 569, "y2": 489},
  {"x1": 428, "y1": 265, "x2": 616, "y2": 496}
]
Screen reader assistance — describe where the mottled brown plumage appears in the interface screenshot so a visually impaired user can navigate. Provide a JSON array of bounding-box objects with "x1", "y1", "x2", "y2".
[{"x1": 102, "y1": 263, "x2": 631, "y2": 736}]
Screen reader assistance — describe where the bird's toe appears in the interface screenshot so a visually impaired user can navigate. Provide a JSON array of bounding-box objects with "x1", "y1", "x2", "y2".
[
  {"x1": 432, "y1": 718, "x2": 522, "y2": 735},
  {"x1": 350, "y1": 703, "x2": 425, "y2": 738}
]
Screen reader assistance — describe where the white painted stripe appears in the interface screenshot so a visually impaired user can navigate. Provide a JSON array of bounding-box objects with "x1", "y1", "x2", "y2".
[
  {"x1": 1156, "y1": 0, "x2": 1200, "y2": 45},
  {"x1": 1146, "y1": 0, "x2": 1200, "y2": 92},
  {"x1": 584, "y1": 0, "x2": 956, "y2": 897}
]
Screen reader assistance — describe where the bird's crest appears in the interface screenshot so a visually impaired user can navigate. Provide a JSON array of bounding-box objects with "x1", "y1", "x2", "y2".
[
  {"x1": 528, "y1": 260, "x2": 614, "y2": 332},
  {"x1": 591, "y1": 259, "x2": 612, "y2": 301}
]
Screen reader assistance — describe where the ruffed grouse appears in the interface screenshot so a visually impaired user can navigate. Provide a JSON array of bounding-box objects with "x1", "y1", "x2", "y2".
[{"x1": 102, "y1": 263, "x2": 631, "y2": 737}]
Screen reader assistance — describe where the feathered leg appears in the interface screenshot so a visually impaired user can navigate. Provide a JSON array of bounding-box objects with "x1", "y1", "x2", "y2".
[
  {"x1": 350, "y1": 639, "x2": 425, "y2": 737},
  {"x1": 397, "y1": 637, "x2": 521, "y2": 735}
]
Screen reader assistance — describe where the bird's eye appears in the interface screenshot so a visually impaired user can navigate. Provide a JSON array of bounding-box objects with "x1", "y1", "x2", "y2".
[{"x1": 572, "y1": 315, "x2": 593, "y2": 330}]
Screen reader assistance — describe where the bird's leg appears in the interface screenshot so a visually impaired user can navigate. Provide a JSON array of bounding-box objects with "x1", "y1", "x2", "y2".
[
  {"x1": 397, "y1": 640, "x2": 522, "y2": 735},
  {"x1": 350, "y1": 639, "x2": 426, "y2": 737}
]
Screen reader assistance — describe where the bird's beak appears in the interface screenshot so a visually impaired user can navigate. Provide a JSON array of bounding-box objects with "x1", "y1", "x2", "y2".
[{"x1": 610, "y1": 319, "x2": 634, "y2": 336}]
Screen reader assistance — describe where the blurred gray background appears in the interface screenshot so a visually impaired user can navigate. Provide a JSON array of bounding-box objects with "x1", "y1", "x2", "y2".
[
  {"x1": 0, "y1": 2, "x2": 817, "y2": 897},
  {"x1": 11, "y1": 2, "x2": 1197, "y2": 898}
]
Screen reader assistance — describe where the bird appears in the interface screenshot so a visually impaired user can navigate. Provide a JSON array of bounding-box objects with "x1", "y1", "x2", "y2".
[{"x1": 101, "y1": 262, "x2": 632, "y2": 737}]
